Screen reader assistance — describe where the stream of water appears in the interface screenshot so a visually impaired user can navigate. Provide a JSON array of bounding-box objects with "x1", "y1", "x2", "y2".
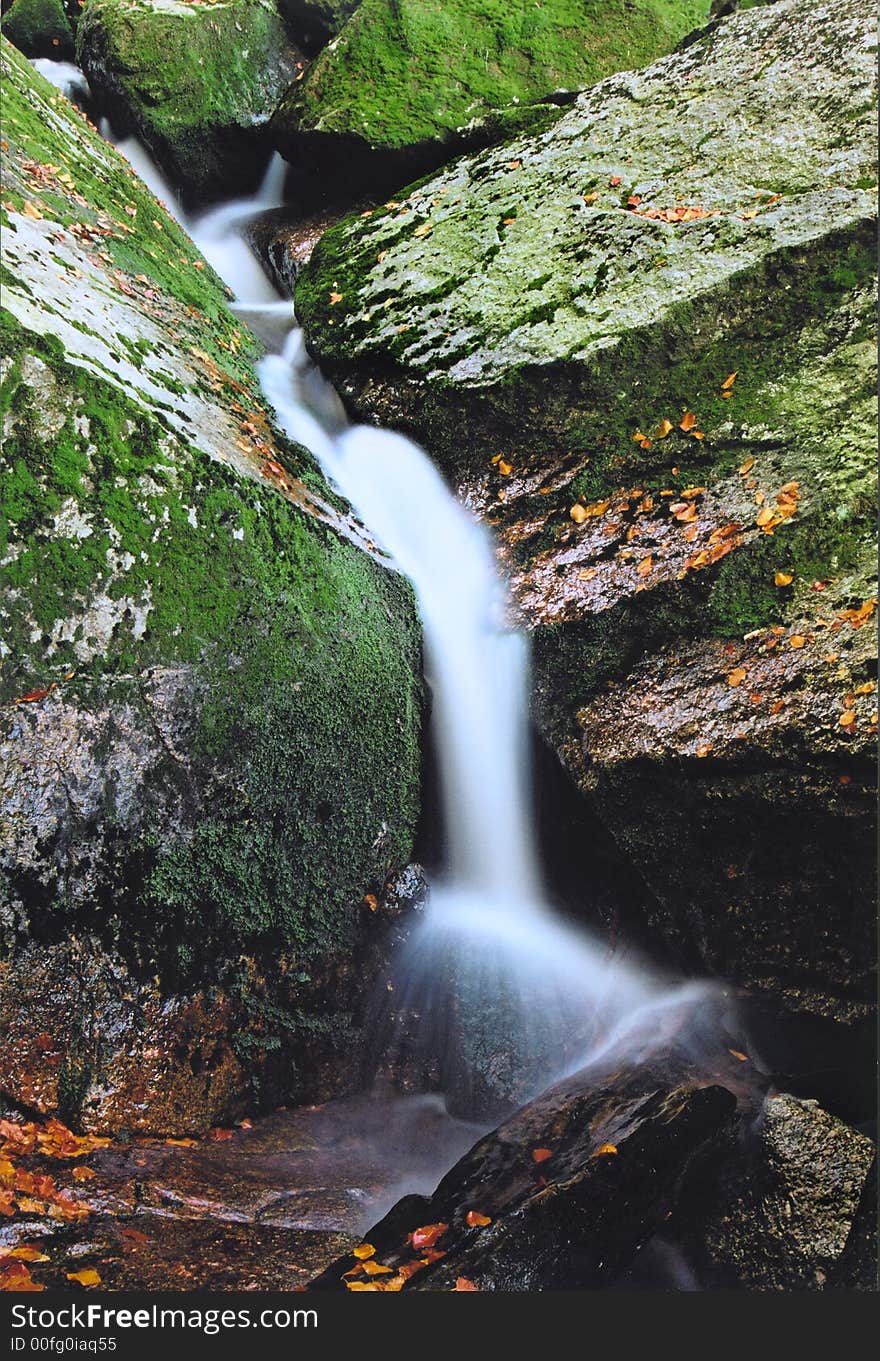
[{"x1": 38, "y1": 60, "x2": 711, "y2": 1115}]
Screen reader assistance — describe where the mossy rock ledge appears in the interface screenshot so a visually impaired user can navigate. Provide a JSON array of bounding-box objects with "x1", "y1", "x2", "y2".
[
  {"x1": 296, "y1": 0, "x2": 879, "y2": 1022},
  {"x1": 0, "y1": 41, "x2": 424, "y2": 1135},
  {"x1": 76, "y1": 0, "x2": 306, "y2": 204},
  {"x1": 270, "y1": 0, "x2": 712, "y2": 192}
]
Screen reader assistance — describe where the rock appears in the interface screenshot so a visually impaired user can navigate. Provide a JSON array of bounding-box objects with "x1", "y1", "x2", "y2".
[
  {"x1": 277, "y1": 0, "x2": 360, "y2": 54},
  {"x1": 310, "y1": 1039, "x2": 749, "y2": 1290},
  {"x1": 76, "y1": 0, "x2": 306, "y2": 203},
  {"x1": 828, "y1": 1155, "x2": 877, "y2": 1290},
  {"x1": 696, "y1": 1093, "x2": 875, "y2": 1289},
  {"x1": 295, "y1": 0, "x2": 878, "y2": 1021},
  {"x1": 271, "y1": 0, "x2": 711, "y2": 192},
  {"x1": 245, "y1": 202, "x2": 355, "y2": 295},
  {"x1": 1, "y1": 0, "x2": 75, "y2": 58},
  {"x1": 0, "y1": 41, "x2": 423, "y2": 1134}
]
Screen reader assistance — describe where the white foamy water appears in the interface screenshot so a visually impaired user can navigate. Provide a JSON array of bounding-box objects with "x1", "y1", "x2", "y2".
[{"x1": 93, "y1": 104, "x2": 711, "y2": 1108}]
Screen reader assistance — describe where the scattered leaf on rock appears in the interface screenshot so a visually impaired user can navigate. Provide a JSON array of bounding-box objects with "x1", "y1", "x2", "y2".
[
  {"x1": 774, "y1": 572, "x2": 794, "y2": 586},
  {"x1": 727, "y1": 668, "x2": 747, "y2": 688},
  {"x1": 531, "y1": 1147, "x2": 553, "y2": 1163},
  {"x1": 353, "y1": 1243, "x2": 376, "y2": 1260},
  {"x1": 411, "y1": 1223, "x2": 448, "y2": 1250},
  {"x1": 593, "y1": 1143, "x2": 619, "y2": 1157},
  {"x1": 454, "y1": 1277, "x2": 480, "y2": 1290},
  {"x1": 66, "y1": 1269, "x2": 101, "y2": 1288},
  {"x1": 465, "y1": 1210, "x2": 492, "y2": 1227}
]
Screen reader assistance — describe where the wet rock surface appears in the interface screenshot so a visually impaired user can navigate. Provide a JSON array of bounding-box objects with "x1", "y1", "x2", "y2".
[
  {"x1": 0, "y1": 1093, "x2": 485, "y2": 1289},
  {"x1": 295, "y1": 0, "x2": 878, "y2": 1021},
  {"x1": 694, "y1": 1093, "x2": 875, "y2": 1289},
  {"x1": 311, "y1": 1037, "x2": 759, "y2": 1291},
  {"x1": 0, "y1": 44, "x2": 424, "y2": 1132}
]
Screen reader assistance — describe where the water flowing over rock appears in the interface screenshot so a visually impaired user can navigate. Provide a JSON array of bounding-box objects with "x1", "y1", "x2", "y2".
[
  {"x1": 294, "y1": 0, "x2": 878, "y2": 1023},
  {"x1": 0, "y1": 41, "x2": 424, "y2": 1134},
  {"x1": 310, "y1": 1038, "x2": 751, "y2": 1290},
  {"x1": 271, "y1": 0, "x2": 712, "y2": 193},
  {"x1": 76, "y1": 0, "x2": 306, "y2": 203}
]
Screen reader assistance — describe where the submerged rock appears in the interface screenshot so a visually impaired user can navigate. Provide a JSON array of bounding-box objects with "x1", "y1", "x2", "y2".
[
  {"x1": 295, "y1": 0, "x2": 878, "y2": 1021},
  {"x1": 76, "y1": 0, "x2": 306, "y2": 203},
  {"x1": 0, "y1": 41, "x2": 423, "y2": 1133},
  {"x1": 1, "y1": 0, "x2": 75, "y2": 58},
  {"x1": 271, "y1": 0, "x2": 711, "y2": 191},
  {"x1": 695, "y1": 1093, "x2": 875, "y2": 1289}
]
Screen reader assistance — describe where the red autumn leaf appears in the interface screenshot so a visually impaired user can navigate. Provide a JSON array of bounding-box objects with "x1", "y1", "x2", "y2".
[
  {"x1": 531, "y1": 1147, "x2": 553, "y2": 1163},
  {"x1": 453, "y1": 1277, "x2": 480, "y2": 1291},
  {"x1": 411, "y1": 1223, "x2": 448, "y2": 1250},
  {"x1": 208, "y1": 1128, "x2": 234, "y2": 1141},
  {"x1": 465, "y1": 1210, "x2": 492, "y2": 1227}
]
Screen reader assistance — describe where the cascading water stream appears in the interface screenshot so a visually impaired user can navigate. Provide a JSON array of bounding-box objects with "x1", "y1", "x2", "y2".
[{"x1": 54, "y1": 60, "x2": 713, "y2": 1113}]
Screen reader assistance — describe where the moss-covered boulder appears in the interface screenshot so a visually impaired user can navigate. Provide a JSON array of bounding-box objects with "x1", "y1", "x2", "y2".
[
  {"x1": 295, "y1": 0, "x2": 878, "y2": 1021},
  {"x1": 76, "y1": 0, "x2": 306, "y2": 204},
  {"x1": 1, "y1": 0, "x2": 75, "y2": 59},
  {"x1": 0, "y1": 39, "x2": 423, "y2": 1134},
  {"x1": 271, "y1": 0, "x2": 711, "y2": 191}
]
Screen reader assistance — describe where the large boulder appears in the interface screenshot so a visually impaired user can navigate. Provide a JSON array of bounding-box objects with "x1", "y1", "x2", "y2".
[
  {"x1": 271, "y1": 0, "x2": 711, "y2": 192},
  {"x1": 1, "y1": 0, "x2": 75, "y2": 58},
  {"x1": 295, "y1": 0, "x2": 878, "y2": 1023},
  {"x1": 0, "y1": 40, "x2": 423, "y2": 1134},
  {"x1": 76, "y1": 0, "x2": 306, "y2": 203}
]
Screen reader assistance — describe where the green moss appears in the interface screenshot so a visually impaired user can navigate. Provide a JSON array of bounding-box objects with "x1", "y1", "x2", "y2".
[
  {"x1": 1, "y1": 0, "x2": 74, "y2": 58},
  {"x1": 279, "y1": 0, "x2": 710, "y2": 151},
  {"x1": 1, "y1": 307, "x2": 424, "y2": 1073},
  {"x1": 76, "y1": 0, "x2": 300, "y2": 198}
]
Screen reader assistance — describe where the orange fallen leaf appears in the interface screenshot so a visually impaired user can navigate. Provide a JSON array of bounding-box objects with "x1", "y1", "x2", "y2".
[
  {"x1": 609, "y1": 175, "x2": 622, "y2": 187},
  {"x1": 774, "y1": 572, "x2": 793, "y2": 587},
  {"x1": 739, "y1": 457, "x2": 755, "y2": 475},
  {"x1": 411, "y1": 1223, "x2": 448, "y2": 1250},
  {"x1": 329, "y1": 291, "x2": 343, "y2": 304},
  {"x1": 497, "y1": 460, "x2": 513, "y2": 476},
  {"x1": 465, "y1": 1211, "x2": 492, "y2": 1227},
  {"x1": 531, "y1": 1148, "x2": 553, "y2": 1164},
  {"x1": 361, "y1": 1261, "x2": 393, "y2": 1276},
  {"x1": 346, "y1": 1281, "x2": 383, "y2": 1291},
  {"x1": 454, "y1": 1277, "x2": 480, "y2": 1291},
  {"x1": 71, "y1": 1166, "x2": 96, "y2": 1182},
  {"x1": 6, "y1": 1245, "x2": 49, "y2": 1262},
  {"x1": 593, "y1": 1143, "x2": 618, "y2": 1157},
  {"x1": 839, "y1": 711, "x2": 856, "y2": 728},
  {"x1": 679, "y1": 411, "x2": 697, "y2": 432},
  {"x1": 66, "y1": 1269, "x2": 101, "y2": 1288},
  {"x1": 727, "y1": 668, "x2": 747, "y2": 688},
  {"x1": 570, "y1": 504, "x2": 588, "y2": 524},
  {"x1": 636, "y1": 556, "x2": 653, "y2": 577},
  {"x1": 353, "y1": 1243, "x2": 376, "y2": 1260},
  {"x1": 655, "y1": 419, "x2": 674, "y2": 439},
  {"x1": 696, "y1": 743, "x2": 713, "y2": 758},
  {"x1": 363, "y1": 893, "x2": 379, "y2": 912},
  {"x1": 413, "y1": 222, "x2": 433, "y2": 238},
  {"x1": 728, "y1": 1048, "x2": 748, "y2": 1062},
  {"x1": 721, "y1": 373, "x2": 737, "y2": 391},
  {"x1": 789, "y1": 635, "x2": 807, "y2": 649}
]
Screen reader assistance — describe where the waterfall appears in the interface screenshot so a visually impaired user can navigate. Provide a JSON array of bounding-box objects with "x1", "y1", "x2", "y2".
[{"x1": 89, "y1": 105, "x2": 711, "y2": 1112}]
